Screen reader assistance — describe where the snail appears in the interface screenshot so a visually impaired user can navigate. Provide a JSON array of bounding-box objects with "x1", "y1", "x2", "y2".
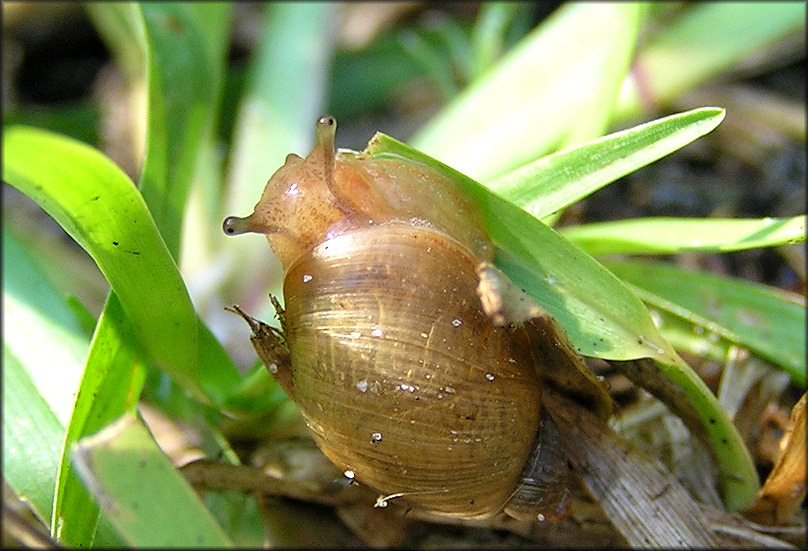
[{"x1": 223, "y1": 116, "x2": 611, "y2": 520}]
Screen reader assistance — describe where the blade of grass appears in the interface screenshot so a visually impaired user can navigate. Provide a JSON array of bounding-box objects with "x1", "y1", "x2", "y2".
[
  {"x1": 71, "y1": 414, "x2": 233, "y2": 547},
  {"x1": 646, "y1": 306, "x2": 734, "y2": 364},
  {"x1": 3, "y1": 230, "x2": 134, "y2": 545},
  {"x1": 137, "y1": 3, "x2": 232, "y2": 257},
  {"x1": 90, "y1": 3, "x2": 232, "y2": 257},
  {"x1": 53, "y1": 295, "x2": 147, "y2": 546},
  {"x1": 89, "y1": 4, "x2": 245, "y2": 379},
  {"x1": 410, "y1": 3, "x2": 643, "y2": 182},
  {"x1": 3, "y1": 346, "x2": 65, "y2": 527},
  {"x1": 557, "y1": 4, "x2": 640, "y2": 150},
  {"x1": 86, "y1": 4, "x2": 146, "y2": 82},
  {"x1": 607, "y1": 260, "x2": 806, "y2": 386},
  {"x1": 469, "y1": 2, "x2": 526, "y2": 81},
  {"x1": 488, "y1": 107, "x2": 725, "y2": 221},
  {"x1": 2, "y1": 229, "x2": 89, "y2": 527},
  {"x1": 3, "y1": 126, "x2": 241, "y2": 407},
  {"x1": 1, "y1": 230, "x2": 89, "y2": 425},
  {"x1": 563, "y1": 216, "x2": 806, "y2": 255},
  {"x1": 616, "y1": 2, "x2": 806, "y2": 120}
]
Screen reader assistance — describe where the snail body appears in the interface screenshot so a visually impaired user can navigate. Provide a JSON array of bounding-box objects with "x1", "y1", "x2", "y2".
[{"x1": 225, "y1": 116, "x2": 607, "y2": 519}]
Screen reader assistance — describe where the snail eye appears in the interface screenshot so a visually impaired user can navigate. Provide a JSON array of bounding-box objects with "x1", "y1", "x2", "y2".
[
  {"x1": 318, "y1": 115, "x2": 335, "y2": 128},
  {"x1": 222, "y1": 216, "x2": 250, "y2": 235}
]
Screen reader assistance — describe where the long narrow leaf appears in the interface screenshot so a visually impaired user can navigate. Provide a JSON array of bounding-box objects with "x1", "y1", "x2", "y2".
[
  {"x1": 563, "y1": 215, "x2": 806, "y2": 254},
  {"x1": 556, "y1": 4, "x2": 640, "y2": 149},
  {"x1": 607, "y1": 260, "x2": 806, "y2": 386},
  {"x1": 2, "y1": 229, "x2": 88, "y2": 527},
  {"x1": 3, "y1": 347, "x2": 65, "y2": 526},
  {"x1": 468, "y1": 3, "x2": 525, "y2": 81},
  {"x1": 72, "y1": 414, "x2": 233, "y2": 547},
  {"x1": 53, "y1": 295, "x2": 146, "y2": 546},
  {"x1": 1, "y1": 230, "x2": 88, "y2": 425},
  {"x1": 136, "y1": 3, "x2": 232, "y2": 257},
  {"x1": 616, "y1": 2, "x2": 806, "y2": 120},
  {"x1": 488, "y1": 108, "x2": 725, "y2": 220},
  {"x1": 410, "y1": 3, "x2": 645, "y2": 182},
  {"x1": 86, "y1": 4, "x2": 146, "y2": 82},
  {"x1": 2, "y1": 127, "x2": 241, "y2": 406}
]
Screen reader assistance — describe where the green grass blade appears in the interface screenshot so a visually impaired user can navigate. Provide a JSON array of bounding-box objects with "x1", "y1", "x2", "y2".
[
  {"x1": 2, "y1": 346, "x2": 65, "y2": 525},
  {"x1": 607, "y1": 260, "x2": 806, "y2": 386},
  {"x1": 3, "y1": 229, "x2": 136, "y2": 543},
  {"x1": 563, "y1": 216, "x2": 806, "y2": 254},
  {"x1": 2, "y1": 229, "x2": 88, "y2": 527},
  {"x1": 469, "y1": 2, "x2": 528, "y2": 81},
  {"x1": 410, "y1": 3, "x2": 643, "y2": 182},
  {"x1": 556, "y1": 4, "x2": 640, "y2": 150},
  {"x1": 617, "y1": 2, "x2": 806, "y2": 120},
  {"x1": 71, "y1": 414, "x2": 233, "y2": 547},
  {"x1": 620, "y1": 352, "x2": 759, "y2": 512},
  {"x1": 2, "y1": 230, "x2": 89, "y2": 425},
  {"x1": 54, "y1": 295, "x2": 147, "y2": 546},
  {"x1": 86, "y1": 4, "x2": 146, "y2": 82},
  {"x1": 644, "y1": 306, "x2": 733, "y2": 364},
  {"x1": 136, "y1": 3, "x2": 233, "y2": 257},
  {"x1": 488, "y1": 108, "x2": 725, "y2": 220},
  {"x1": 2, "y1": 126, "x2": 241, "y2": 406}
]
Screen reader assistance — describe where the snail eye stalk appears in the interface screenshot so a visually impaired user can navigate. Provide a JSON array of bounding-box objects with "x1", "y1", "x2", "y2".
[{"x1": 222, "y1": 216, "x2": 252, "y2": 236}]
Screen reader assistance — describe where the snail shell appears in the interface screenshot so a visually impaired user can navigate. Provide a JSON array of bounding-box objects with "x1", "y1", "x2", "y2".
[
  {"x1": 224, "y1": 116, "x2": 607, "y2": 519},
  {"x1": 282, "y1": 225, "x2": 541, "y2": 517}
]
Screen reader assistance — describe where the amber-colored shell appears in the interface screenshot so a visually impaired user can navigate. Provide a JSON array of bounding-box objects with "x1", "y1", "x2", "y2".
[
  {"x1": 225, "y1": 115, "x2": 612, "y2": 520},
  {"x1": 282, "y1": 224, "x2": 542, "y2": 518}
]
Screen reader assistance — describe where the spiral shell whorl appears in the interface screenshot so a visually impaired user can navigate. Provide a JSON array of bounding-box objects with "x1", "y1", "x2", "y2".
[{"x1": 282, "y1": 225, "x2": 542, "y2": 518}]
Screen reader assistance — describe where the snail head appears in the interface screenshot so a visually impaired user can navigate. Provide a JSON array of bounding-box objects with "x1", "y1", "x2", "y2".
[{"x1": 223, "y1": 115, "x2": 351, "y2": 267}]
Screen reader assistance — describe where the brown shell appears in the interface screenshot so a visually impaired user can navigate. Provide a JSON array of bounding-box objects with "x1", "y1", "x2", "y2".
[
  {"x1": 224, "y1": 116, "x2": 613, "y2": 520},
  {"x1": 281, "y1": 224, "x2": 542, "y2": 518}
]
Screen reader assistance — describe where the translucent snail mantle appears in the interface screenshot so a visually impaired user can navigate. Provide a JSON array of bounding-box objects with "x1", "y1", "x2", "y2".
[{"x1": 223, "y1": 116, "x2": 610, "y2": 520}]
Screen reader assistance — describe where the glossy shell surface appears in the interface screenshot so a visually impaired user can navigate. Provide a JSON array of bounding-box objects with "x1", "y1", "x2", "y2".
[{"x1": 283, "y1": 224, "x2": 542, "y2": 517}]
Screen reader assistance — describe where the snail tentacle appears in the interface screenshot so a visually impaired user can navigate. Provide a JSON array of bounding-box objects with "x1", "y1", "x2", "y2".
[{"x1": 222, "y1": 215, "x2": 253, "y2": 235}]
